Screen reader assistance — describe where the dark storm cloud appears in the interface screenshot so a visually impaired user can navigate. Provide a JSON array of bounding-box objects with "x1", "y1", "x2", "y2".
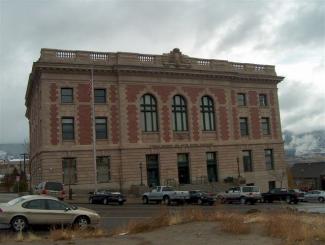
[{"x1": 0, "y1": 0, "x2": 324, "y2": 143}]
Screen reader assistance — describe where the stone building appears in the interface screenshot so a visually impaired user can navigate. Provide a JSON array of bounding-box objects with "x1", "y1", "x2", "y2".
[{"x1": 25, "y1": 48, "x2": 287, "y2": 192}]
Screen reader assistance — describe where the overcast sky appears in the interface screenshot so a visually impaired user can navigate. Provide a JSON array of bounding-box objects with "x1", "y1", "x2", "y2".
[{"x1": 0, "y1": 0, "x2": 324, "y2": 143}]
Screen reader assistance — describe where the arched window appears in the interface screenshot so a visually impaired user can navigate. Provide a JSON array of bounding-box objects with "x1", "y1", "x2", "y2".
[
  {"x1": 172, "y1": 95, "x2": 188, "y2": 131},
  {"x1": 140, "y1": 94, "x2": 158, "y2": 132},
  {"x1": 200, "y1": 96, "x2": 215, "y2": 131}
]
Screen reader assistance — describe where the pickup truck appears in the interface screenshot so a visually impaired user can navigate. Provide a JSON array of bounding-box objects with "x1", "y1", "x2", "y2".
[
  {"x1": 142, "y1": 186, "x2": 190, "y2": 205},
  {"x1": 261, "y1": 188, "x2": 299, "y2": 204},
  {"x1": 217, "y1": 186, "x2": 261, "y2": 205}
]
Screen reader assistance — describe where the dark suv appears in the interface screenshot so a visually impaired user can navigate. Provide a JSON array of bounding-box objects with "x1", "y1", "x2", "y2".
[{"x1": 261, "y1": 188, "x2": 299, "y2": 204}]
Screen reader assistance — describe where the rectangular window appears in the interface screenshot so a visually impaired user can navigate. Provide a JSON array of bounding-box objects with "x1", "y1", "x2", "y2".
[
  {"x1": 261, "y1": 117, "x2": 271, "y2": 135},
  {"x1": 94, "y1": 89, "x2": 106, "y2": 103},
  {"x1": 95, "y1": 117, "x2": 107, "y2": 139},
  {"x1": 237, "y1": 93, "x2": 246, "y2": 106},
  {"x1": 62, "y1": 117, "x2": 74, "y2": 140},
  {"x1": 259, "y1": 94, "x2": 268, "y2": 106},
  {"x1": 240, "y1": 117, "x2": 249, "y2": 136},
  {"x1": 242, "y1": 150, "x2": 253, "y2": 172},
  {"x1": 62, "y1": 158, "x2": 77, "y2": 184},
  {"x1": 97, "y1": 156, "x2": 110, "y2": 183},
  {"x1": 265, "y1": 149, "x2": 274, "y2": 170},
  {"x1": 61, "y1": 88, "x2": 73, "y2": 103},
  {"x1": 206, "y1": 152, "x2": 218, "y2": 182}
]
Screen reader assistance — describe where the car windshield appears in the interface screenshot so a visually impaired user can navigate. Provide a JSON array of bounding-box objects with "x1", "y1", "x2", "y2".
[
  {"x1": 243, "y1": 187, "x2": 259, "y2": 192},
  {"x1": 7, "y1": 197, "x2": 26, "y2": 206},
  {"x1": 45, "y1": 182, "x2": 63, "y2": 191}
]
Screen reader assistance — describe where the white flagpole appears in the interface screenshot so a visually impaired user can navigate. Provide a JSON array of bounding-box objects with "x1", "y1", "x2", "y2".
[{"x1": 91, "y1": 67, "x2": 97, "y2": 192}]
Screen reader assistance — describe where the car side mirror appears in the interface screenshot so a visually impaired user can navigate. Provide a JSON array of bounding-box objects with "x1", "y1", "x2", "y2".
[{"x1": 65, "y1": 207, "x2": 71, "y2": 212}]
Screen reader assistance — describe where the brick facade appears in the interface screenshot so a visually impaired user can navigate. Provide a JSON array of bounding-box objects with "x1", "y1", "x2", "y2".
[{"x1": 25, "y1": 48, "x2": 286, "y2": 192}]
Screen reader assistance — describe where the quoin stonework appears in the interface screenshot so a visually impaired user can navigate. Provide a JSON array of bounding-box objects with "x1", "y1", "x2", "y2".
[{"x1": 25, "y1": 48, "x2": 287, "y2": 192}]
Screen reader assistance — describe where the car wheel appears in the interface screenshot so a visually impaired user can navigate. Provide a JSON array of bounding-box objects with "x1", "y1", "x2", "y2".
[
  {"x1": 11, "y1": 216, "x2": 28, "y2": 232},
  {"x1": 74, "y1": 216, "x2": 89, "y2": 229},
  {"x1": 197, "y1": 198, "x2": 203, "y2": 205},
  {"x1": 163, "y1": 196, "x2": 170, "y2": 205},
  {"x1": 118, "y1": 201, "x2": 124, "y2": 205},
  {"x1": 318, "y1": 197, "x2": 325, "y2": 203},
  {"x1": 142, "y1": 196, "x2": 149, "y2": 204},
  {"x1": 286, "y1": 196, "x2": 292, "y2": 204},
  {"x1": 240, "y1": 197, "x2": 246, "y2": 205},
  {"x1": 103, "y1": 198, "x2": 108, "y2": 205},
  {"x1": 89, "y1": 197, "x2": 94, "y2": 204}
]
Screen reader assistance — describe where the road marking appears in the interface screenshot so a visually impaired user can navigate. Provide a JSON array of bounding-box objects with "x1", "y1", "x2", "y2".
[{"x1": 101, "y1": 216, "x2": 152, "y2": 219}]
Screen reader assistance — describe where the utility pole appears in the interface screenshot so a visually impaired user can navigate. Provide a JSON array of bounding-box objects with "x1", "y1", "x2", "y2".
[{"x1": 20, "y1": 153, "x2": 28, "y2": 175}]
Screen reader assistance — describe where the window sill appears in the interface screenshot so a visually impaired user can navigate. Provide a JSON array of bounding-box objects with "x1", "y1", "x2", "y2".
[{"x1": 60, "y1": 102, "x2": 75, "y2": 105}]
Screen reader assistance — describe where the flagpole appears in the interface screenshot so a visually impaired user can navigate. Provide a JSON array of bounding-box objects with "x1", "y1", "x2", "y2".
[{"x1": 91, "y1": 67, "x2": 98, "y2": 192}]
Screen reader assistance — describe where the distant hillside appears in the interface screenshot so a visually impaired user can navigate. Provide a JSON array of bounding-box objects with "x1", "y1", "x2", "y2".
[
  {"x1": 0, "y1": 144, "x2": 27, "y2": 160},
  {"x1": 283, "y1": 130, "x2": 325, "y2": 158}
]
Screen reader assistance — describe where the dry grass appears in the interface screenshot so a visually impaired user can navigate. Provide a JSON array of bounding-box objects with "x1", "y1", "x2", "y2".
[
  {"x1": 262, "y1": 211, "x2": 325, "y2": 244},
  {"x1": 220, "y1": 215, "x2": 251, "y2": 234},
  {"x1": 49, "y1": 227, "x2": 107, "y2": 241}
]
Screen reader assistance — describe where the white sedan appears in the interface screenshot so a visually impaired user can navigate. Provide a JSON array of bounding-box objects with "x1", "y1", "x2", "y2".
[
  {"x1": 0, "y1": 195, "x2": 100, "y2": 231},
  {"x1": 304, "y1": 190, "x2": 325, "y2": 203}
]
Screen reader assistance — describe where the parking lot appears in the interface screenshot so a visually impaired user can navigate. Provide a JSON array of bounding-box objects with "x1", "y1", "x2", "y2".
[{"x1": 0, "y1": 193, "x2": 324, "y2": 235}]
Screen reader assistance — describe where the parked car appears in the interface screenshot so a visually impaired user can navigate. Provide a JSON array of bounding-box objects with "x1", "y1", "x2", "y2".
[
  {"x1": 304, "y1": 190, "x2": 325, "y2": 203},
  {"x1": 142, "y1": 186, "x2": 189, "y2": 205},
  {"x1": 187, "y1": 190, "x2": 215, "y2": 205},
  {"x1": 88, "y1": 190, "x2": 126, "y2": 205},
  {"x1": 34, "y1": 181, "x2": 66, "y2": 200},
  {"x1": 0, "y1": 195, "x2": 100, "y2": 232},
  {"x1": 289, "y1": 189, "x2": 305, "y2": 202},
  {"x1": 217, "y1": 186, "x2": 261, "y2": 205},
  {"x1": 261, "y1": 188, "x2": 299, "y2": 204}
]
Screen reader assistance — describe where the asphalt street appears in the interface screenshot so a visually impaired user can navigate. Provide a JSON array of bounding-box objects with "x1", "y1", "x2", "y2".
[{"x1": 0, "y1": 193, "x2": 324, "y2": 235}]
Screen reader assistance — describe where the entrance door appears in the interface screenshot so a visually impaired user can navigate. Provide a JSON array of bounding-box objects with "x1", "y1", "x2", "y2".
[
  {"x1": 146, "y1": 154, "x2": 160, "y2": 187},
  {"x1": 206, "y1": 152, "x2": 218, "y2": 182},
  {"x1": 177, "y1": 153, "x2": 190, "y2": 184},
  {"x1": 321, "y1": 176, "x2": 325, "y2": 190}
]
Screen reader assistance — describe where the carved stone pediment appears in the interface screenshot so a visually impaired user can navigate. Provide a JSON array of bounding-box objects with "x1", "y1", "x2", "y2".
[{"x1": 162, "y1": 48, "x2": 192, "y2": 68}]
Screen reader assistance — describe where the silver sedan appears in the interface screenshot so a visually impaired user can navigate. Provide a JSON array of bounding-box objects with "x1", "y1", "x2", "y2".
[{"x1": 0, "y1": 195, "x2": 100, "y2": 231}]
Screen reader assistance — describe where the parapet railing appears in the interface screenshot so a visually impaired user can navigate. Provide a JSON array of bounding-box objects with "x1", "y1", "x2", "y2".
[{"x1": 39, "y1": 49, "x2": 276, "y2": 75}]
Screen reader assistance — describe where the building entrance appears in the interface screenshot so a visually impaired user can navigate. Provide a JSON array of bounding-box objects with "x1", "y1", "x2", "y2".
[
  {"x1": 177, "y1": 153, "x2": 190, "y2": 184},
  {"x1": 146, "y1": 154, "x2": 160, "y2": 187}
]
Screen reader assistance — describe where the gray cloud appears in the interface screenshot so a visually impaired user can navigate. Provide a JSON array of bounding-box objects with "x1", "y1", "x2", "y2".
[{"x1": 0, "y1": 0, "x2": 324, "y2": 143}]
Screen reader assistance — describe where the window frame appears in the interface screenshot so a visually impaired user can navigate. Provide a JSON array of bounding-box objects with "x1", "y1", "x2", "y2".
[
  {"x1": 94, "y1": 88, "x2": 107, "y2": 104},
  {"x1": 96, "y1": 156, "x2": 111, "y2": 183},
  {"x1": 62, "y1": 158, "x2": 77, "y2": 184},
  {"x1": 237, "y1": 93, "x2": 247, "y2": 106},
  {"x1": 242, "y1": 150, "x2": 253, "y2": 172},
  {"x1": 61, "y1": 88, "x2": 74, "y2": 104},
  {"x1": 265, "y1": 149, "x2": 274, "y2": 170},
  {"x1": 61, "y1": 117, "x2": 75, "y2": 140},
  {"x1": 95, "y1": 117, "x2": 108, "y2": 139},
  {"x1": 259, "y1": 94, "x2": 268, "y2": 107},
  {"x1": 239, "y1": 117, "x2": 249, "y2": 136},
  {"x1": 140, "y1": 94, "x2": 159, "y2": 132},
  {"x1": 261, "y1": 117, "x2": 271, "y2": 135},
  {"x1": 200, "y1": 96, "x2": 215, "y2": 131},
  {"x1": 172, "y1": 95, "x2": 188, "y2": 131}
]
